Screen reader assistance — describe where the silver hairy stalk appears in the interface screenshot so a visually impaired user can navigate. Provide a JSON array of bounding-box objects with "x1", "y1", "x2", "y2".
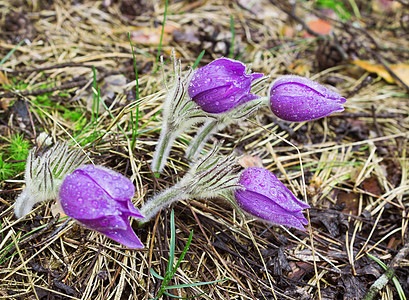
[
  {"x1": 141, "y1": 143, "x2": 240, "y2": 222},
  {"x1": 151, "y1": 50, "x2": 212, "y2": 174},
  {"x1": 14, "y1": 142, "x2": 87, "y2": 218}
]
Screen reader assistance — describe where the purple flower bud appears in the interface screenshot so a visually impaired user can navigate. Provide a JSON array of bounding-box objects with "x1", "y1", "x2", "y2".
[
  {"x1": 188, "y1": 58, "x2": 263, "y2": 114},
  {"x1": 235, "y1": 167, "x2": 310, "y2": 230},
  {"x1": 59, "y1": 165, "x2": 144, "y2": 248},
  {"x1": 269, "y1": 75, "x2": 347, "y2": 122}
]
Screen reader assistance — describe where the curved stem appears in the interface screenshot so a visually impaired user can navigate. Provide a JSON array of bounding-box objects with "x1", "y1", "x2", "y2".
[
  {"x1": 186, "y1": 120, "x2": 222, "y2": 160},
  {"x1": 139, "y1": 185, "x2": 189, "y2": 222},
  {"x1": 151, "y1": 125, "x2": 177, "y2": 174}
]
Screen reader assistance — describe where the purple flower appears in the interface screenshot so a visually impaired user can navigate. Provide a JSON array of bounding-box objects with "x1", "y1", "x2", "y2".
[
  {"x1": 269, "y1": 75, "x2": 346, "y2": 122},
  {"x1": 235, "y1": 167, "x2": 310, "y2": 230},
  {"x1": 59, "y1": 165, "x2": 144, "y2": 248},
  {"x1": 188, "y1": 58, "x2": 263, "y2": 114}
]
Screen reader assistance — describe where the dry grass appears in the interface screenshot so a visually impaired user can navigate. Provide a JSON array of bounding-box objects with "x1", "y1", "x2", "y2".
[{"x1": 1, "y1": 0, "x2": 409, "y2": 299}]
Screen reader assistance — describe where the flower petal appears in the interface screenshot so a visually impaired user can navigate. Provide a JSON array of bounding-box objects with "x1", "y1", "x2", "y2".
[
  {"x1": 78, "y1": 165, "x2": 136, "y2": 202},
  {"x1": 99, "y1": 221, "x2": 144, "y2": 249},
  {"x1": 188, "y1": 58, "x2": 264, "y2": 113},
  {"x1": 192, "y1": 84, "x2": 244, "y2": 113},
  {"x1": 235, "y1": 167, "x2": 310, "y2": 230},
  {"x1": 60, "y1": 169, "x2": 120, "y2": 220},
  {"x1": 239, "y1": 167, "x2": 310, "y2": 212},
  {"x1": 235, "y1": 189, "x2": 308, "y2": 230},
  {"x1": 269, "y1": 75, "x2": 346, "y2": 122},
  {"x1": 272, "y1": 75, "x2": 346, "y2": 101},
  {"x1": 78, "y1": 215, "x2": 128, "y2": 231}
]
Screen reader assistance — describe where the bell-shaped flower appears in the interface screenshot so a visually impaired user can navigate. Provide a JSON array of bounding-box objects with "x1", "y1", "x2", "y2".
[
  {"x1": 235, "y1": 167, "x2": 310, "y2": 230},
  {"x1": 269, "y1": 75, "x2": 346, "y2": 122},
  {"x1": 188, "y1": 58, "x2": 263, "y2": 114},
  {"x1": 59, "y1": 165, "x2": 144, "y2": 248}
]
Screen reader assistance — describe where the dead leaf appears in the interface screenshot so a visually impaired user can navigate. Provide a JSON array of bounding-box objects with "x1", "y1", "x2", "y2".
[
  {"x1": 352, "y1": 60, "x2": 394, "y2": 83},
  {"x1": 287, "y1": 261, "x2": 314, "y2": 281},
  {"x1": 352, "y1": 60, "x2": 409, "y2": 86},
  {"x1": 281, "y1": 25, "x2": 295, "y2": 38},
  {"x1": 289, "y1": 59, "x2": 311, "y2": 75},
  {"x1": 304, "y1": 19, "x2": 332, "y2": 37},
  {"x1": 51, "y1": 200, "x2": 66, "y2": 218},
  {"x1": 172, "y1": 29, "x2": 201, "y2": 45},
  {"x1": 337, "y1": 191, "x2": 359, "y2": 216},
  {"x1": 373, "y1": 0, "x2": 401, "y2": 13},
  {"x1": 0, "y1": 71, "x2": 10, "y2": 86},
  {"x1": 390, "y1": 64, "x2": 409, "y2": 86},
  {"x1": 360, "y1": 176, "x2": 383, "y2": 196},
  {"x1": 0, "y1": 98, "x2": 12, "y2": 110},
  {"x1": 86, "y1": 74, "x2": 128, "y2": 112},
  {"x1": 238, "y1": 155, "x2": 263, "y2": 168},
  {"x1": 130, "y1": 25, "x2": 176, "y2": 45}
]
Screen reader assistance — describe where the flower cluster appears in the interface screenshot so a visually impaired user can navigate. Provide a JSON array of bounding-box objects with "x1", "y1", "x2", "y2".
[{"x1": 15, "y1": 54, "x2": 346, "y2": 248}]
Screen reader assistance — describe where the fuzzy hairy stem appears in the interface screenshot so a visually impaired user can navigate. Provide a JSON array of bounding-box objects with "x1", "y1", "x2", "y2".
[
  {"x1": 186, "y1": 99, "x2": 267, "y2": 161},
  {"x1": 151, "y1": 122, "x2": 179, "y2": 174},
  {"x1": 186, "y1": 119, "x2": 221, "y2": 160},
  {"x1": 139, "y1": 185, "x2": 189, "y2": 222}
]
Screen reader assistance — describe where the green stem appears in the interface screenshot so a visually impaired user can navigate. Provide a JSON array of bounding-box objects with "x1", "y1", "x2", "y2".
[
  {"x1": 151, "y1": 125, "x2": 177, "y2": 174},
  {"x1": 186, "y1": 119, "x2": 219, "y2": 160},
  {"x1": 139, "y1": 185, "x2": 188, "y2": 222}
]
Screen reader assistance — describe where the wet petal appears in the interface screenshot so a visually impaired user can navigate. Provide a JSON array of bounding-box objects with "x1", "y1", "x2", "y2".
[
  {"x1": 60, "y1": 169, "x2": 120, "y2": 220},
  {"x1": 269, "y1": 75, "x2": 346, "y2": 122},
  {"x1": 188, "y1": 58, "x2": 264, "y2": 113},
  {"x1": 78, "y1": 165, "x2": 135, "y2": 202},
  {"x1": 235, "y1": 167, "x2": 310, "y2": 230}
]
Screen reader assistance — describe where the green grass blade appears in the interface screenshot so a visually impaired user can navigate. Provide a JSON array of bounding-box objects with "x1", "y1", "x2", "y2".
[
  {"x1": 229, "y1": 14, "x2": 235, "y2": 59},
  {"x1": 128, "y1": 32, "x2": 140, "y2": 150},
  {"x1": 0, "y1": 39, "x2": 25, "y2": 66},
  {"x1": 150, "y1": 268, "x2": 165, "y2": 280},
  {"x1": 168, "y1": 209, "x2": 176, "y2": 274},
  {"x1": 192, "y1": 50, "x2": 205, "y2": 69},
  {"x1": 171, "y1": 230, "x2": 193, "y2": 276},
  {"x1": 367, "y1": 253, "x2": 406, "y2": 300},
  {"x1": 154, "y1": 0, "x2": 168, "y2": 73},
  {"x1": 163, "y1": 291, "x2": 206, "y2": 299},
  {"x1": 91, "y1": 66, "x2": 97, "y2": 125},
  {"x1": 165, "y1": 278, "x2": 230, "y2": 290}
]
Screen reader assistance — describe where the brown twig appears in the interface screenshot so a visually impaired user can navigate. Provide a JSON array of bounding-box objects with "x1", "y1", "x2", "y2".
[
  {"x1": 8, "y1": 213, "x2": 61, "y2": 254},
  {"x1": 0, "y1": 62, "x2": 105, "y2": 74},
  {"x1": 363, "y1": 236, "x2": 409, "y2": 300},
  {"x1": 268, "y1": 0, "x2": 326, "y2": 39}
]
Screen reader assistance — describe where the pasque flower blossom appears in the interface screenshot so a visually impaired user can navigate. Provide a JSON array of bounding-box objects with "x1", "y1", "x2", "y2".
[
  {"x1": 188, "y1": 58, "x2": 263, "y2": 114},
  {"x1": 59, "y1": 165, "x2": 144, "y2": 248},
  {"x1": 269, "y1": 75, "x2": 346, "y2": 122},
  {"x1": 235, "y1": 167, "x2": 310, "y2": 230}
]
